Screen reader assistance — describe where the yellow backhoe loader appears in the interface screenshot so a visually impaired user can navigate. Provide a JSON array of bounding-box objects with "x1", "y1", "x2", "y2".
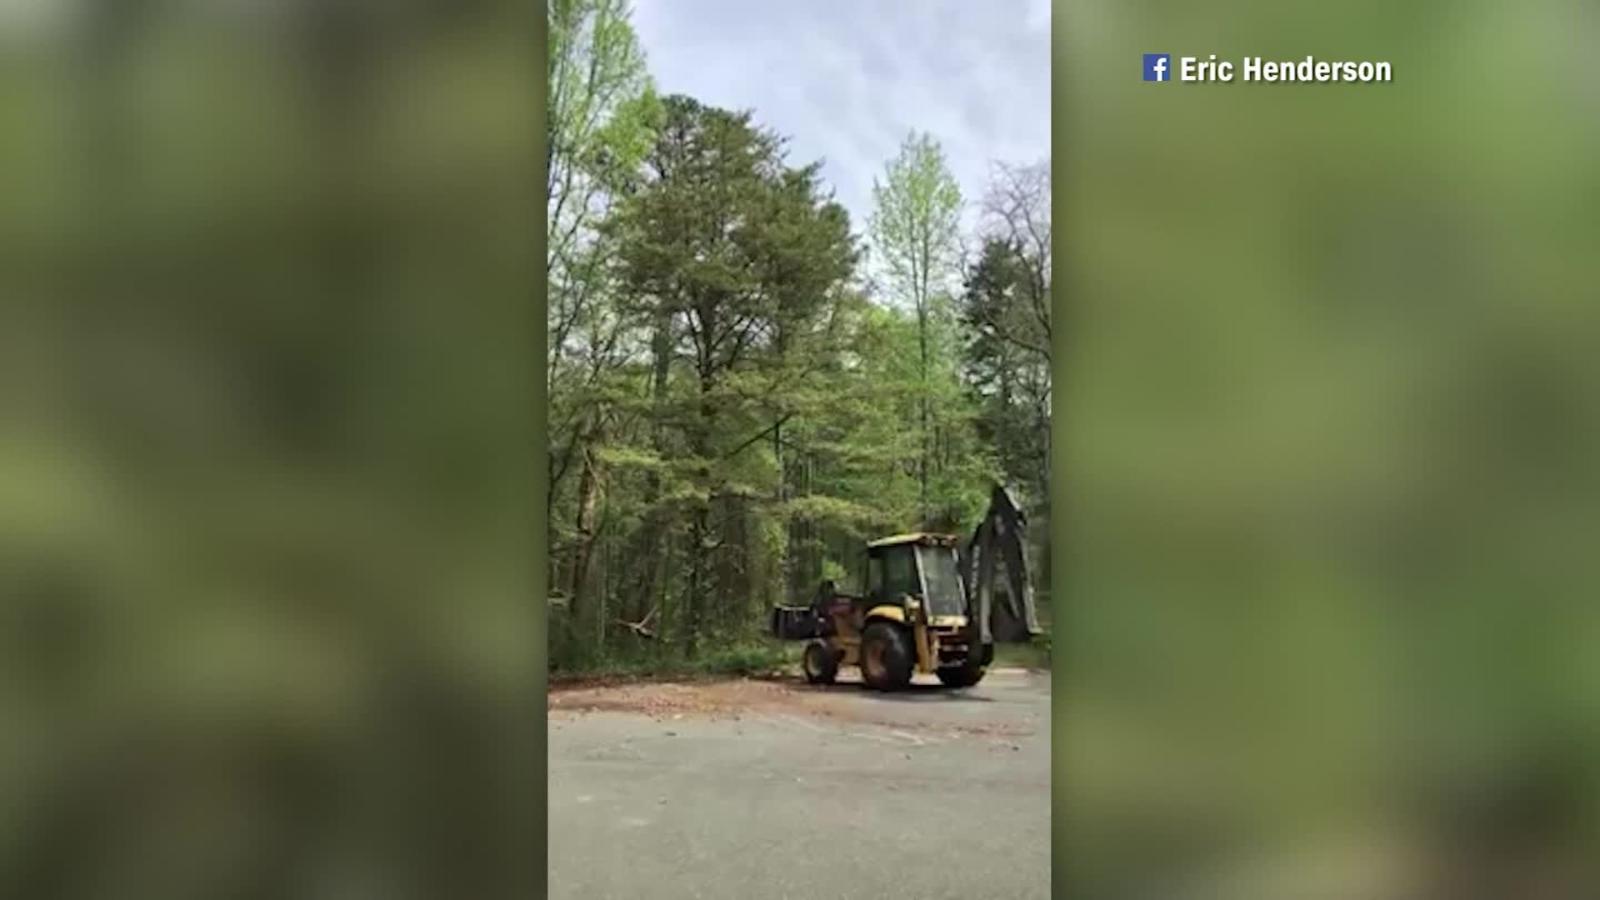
[{"x1": 770, "y1": 485, "x2": 1041, "y2": 690}]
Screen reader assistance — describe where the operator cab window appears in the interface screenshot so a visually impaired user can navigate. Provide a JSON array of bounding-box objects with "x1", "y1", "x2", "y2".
[
  {"x1": 873, "y1": 545, "x2": 919, "y2": 601},
  {"x1": 915, "y1": 544, "x2": 965, "y2": 617}
]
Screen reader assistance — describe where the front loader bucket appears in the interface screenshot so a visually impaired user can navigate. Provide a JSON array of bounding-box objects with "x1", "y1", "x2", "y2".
[{"x1": 770, "y1": 604, "x2": 822, "y2": 641}]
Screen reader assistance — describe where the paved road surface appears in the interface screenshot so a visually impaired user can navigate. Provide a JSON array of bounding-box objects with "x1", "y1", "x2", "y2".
[{"x1": 548, "y1": 669, "x2": 1050, "y2": 900}]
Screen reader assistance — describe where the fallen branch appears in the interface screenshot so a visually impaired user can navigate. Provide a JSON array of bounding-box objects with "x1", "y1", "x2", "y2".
[{"x1": 613, "y1": 604, "x2": 659, "y2": 639}]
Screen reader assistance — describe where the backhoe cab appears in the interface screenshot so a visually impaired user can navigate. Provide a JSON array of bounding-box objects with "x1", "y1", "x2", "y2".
[{"x1": 770, "y1": 485, "x2": 1040, "y2": 691}]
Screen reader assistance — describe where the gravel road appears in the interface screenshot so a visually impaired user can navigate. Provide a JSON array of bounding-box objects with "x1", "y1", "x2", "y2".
[{"x1": 548, "y1": 669, "x2": 1050, "y2": 900}]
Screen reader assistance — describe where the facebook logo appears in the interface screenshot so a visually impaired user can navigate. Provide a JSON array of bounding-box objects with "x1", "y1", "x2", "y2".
[{"x1": 1143, "y1": 53, "x2": 1171, "y2": 82}]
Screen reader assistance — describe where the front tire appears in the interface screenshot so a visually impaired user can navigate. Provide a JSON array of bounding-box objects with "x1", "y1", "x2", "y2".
[
  {"x1": 803, "y1": 640, "x2": 838, "y2": 685},
  {"x1": 860, "y1": 621, "x2": 914, "y2": 691}
]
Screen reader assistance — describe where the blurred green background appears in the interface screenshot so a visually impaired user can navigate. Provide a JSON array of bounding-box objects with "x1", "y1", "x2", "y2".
[
  {"x1": 1057, "y1": 1, "x2": 1600, "y2": 897},
  {"x1": 2, "y1": 2, "x2": 542, "y2": 898}
]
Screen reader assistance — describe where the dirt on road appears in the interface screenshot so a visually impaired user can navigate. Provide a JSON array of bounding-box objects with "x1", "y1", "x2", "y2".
[{"x1": 548, "y1": 671, "x2": 1039, "y2": 737}]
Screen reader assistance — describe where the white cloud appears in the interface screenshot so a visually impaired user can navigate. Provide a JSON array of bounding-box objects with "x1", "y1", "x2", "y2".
[{"x1": 630, "y1": 0, "x2": 1050, "y2": 241}]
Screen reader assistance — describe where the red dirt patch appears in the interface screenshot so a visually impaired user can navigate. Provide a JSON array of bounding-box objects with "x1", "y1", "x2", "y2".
[
  {"x1": 549, "y1": 676, "x2": 822, "y2": 718},
  {"x1": 547, "y1": 675, "x2": 1035, "y2": 737}
]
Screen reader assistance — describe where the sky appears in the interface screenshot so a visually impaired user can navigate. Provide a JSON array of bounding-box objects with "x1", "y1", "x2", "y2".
[{"x1": 631, "y1": 0, "x2": 1051, "y2": 239}]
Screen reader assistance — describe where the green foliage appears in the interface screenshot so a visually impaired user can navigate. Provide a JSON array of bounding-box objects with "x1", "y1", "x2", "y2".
[
  {"x1": 994, "y1": 635, "x2": 1052, "y2": 671},
  {"x1": 962, "y1": 236, "x2": 1051, "y2": 507},
  {"x1": 552, "y1": 638, "x2": 795, "y2": 680},
  {"x1": 594, "y1": 445, "x2": 666, "y2": 472},
  {"x1": 780, "y1": 495, "x2": 875, "y2": 529},
  {"x1": 867, "y1": 131, "x2": 970, "y2": 521},
  {"x1": 869, "y1": 131, "x2": 965, "y2": 311},
  {"x1": 547, "y1": 0, "x2": 657, "y2": 263}
]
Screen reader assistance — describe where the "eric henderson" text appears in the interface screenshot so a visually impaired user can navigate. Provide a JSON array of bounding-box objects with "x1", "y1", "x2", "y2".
[{"x1": 1180, "y1": 54, "x2": 1392, "y2": 83}]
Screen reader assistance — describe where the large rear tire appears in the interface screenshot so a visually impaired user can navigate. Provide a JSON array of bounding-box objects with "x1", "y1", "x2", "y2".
[
  {"x1": 860, "y1": 621, "x2": 914, "y2": 691},
  {"x1": 802, "y1": 640, "x2": 838, "y2": 685}
]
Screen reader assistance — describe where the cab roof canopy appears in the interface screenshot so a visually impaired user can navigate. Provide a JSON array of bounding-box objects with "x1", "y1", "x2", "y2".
[{"x1": 866, "y1": 532, "x2": 959, "y2": 549}]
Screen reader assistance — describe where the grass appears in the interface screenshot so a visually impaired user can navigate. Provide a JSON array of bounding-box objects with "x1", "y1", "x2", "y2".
[
  {"x1": 994, "y1": 632, "x2": 1052, "y2": 670},
  {"x1": 548, "y1": 638, "x2": 798, "y2": 685}
]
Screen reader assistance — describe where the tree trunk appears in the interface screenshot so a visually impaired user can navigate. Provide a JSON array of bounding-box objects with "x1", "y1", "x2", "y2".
[
  {"x1": 568, "y1": 424, "x2": 603, "y2": 653},
  {"x1": 621, "y1": 307, "x2": 675, "y2": 628},
  {"x1": 779, "y1": 423, "x2": 796, "y2": 602},
  {"x1": 917, "y1": 302, "x2": 929, "y2": 522},
  {"x1": 683, "y1": 504, "x2": 706, "y2": 658},
  {"x1": 682, "y1": 357, "x2": 717, "y2": 658}
]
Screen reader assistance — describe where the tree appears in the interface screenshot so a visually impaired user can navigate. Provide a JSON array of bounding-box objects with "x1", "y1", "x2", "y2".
[
  {"x1": 964, "y1": 160, "x2": 1052, "y2": 506},
  {"x1": 546, "y1": 0, "x2": 660, "y2": 646},
  {"x1": 869, "y1": 132, "x2": 963, "y2": 519},
  {"x1": 962, "y1": 238, "x2": 1050, "y2": 503},
  {"x1": 605, "y1": 95, "x2": 856, "y2": 655},
  {"x1": 978, "y1": 160, "x2": 1052, "y2": 362},
  {"x1": 547, "y1": 0, "x2": 656, "y2": 271}
]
